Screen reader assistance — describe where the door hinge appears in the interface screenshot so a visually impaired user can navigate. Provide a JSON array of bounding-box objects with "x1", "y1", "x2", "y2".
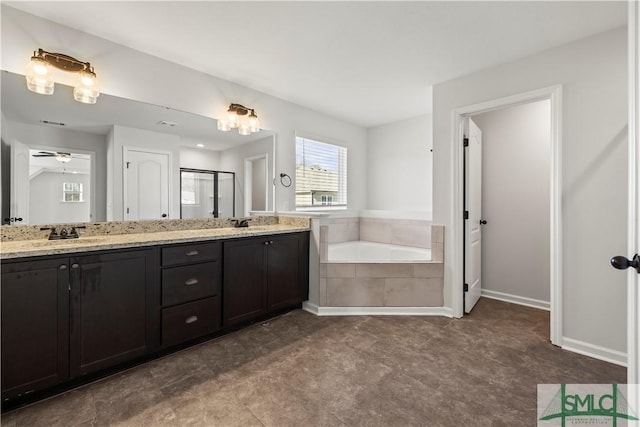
[
  {"x1": 463, "y1": 283, "x2": 469, "y2": 292},
  {"x1": 463, "y1": 210, "x2": 469, "y2": 220},
  {"x1": 126, "y1": 207, "x2": 130, "y2": 214},
  {"x1": 463, "y1": 137, "x2": 469, "y2": 147}
]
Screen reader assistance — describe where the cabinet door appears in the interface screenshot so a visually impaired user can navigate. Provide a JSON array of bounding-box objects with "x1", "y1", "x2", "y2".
[
  {"x1": 223, "y1": 238, "x2": 267, "y2": 327},
  {"x1": 69, "y1": 249, "x2": 155, "y2": 377},
  {"x1": 267, "y1": 233, "x2": 303, "y2": 310},
  {"x1": 1, "y1": 258, "x2": 69, "y2": 401}
]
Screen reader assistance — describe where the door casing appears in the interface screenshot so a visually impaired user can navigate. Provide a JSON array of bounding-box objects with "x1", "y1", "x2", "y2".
[{"x1": 450, "y1": 85, "x2": 563, "y2": 346}]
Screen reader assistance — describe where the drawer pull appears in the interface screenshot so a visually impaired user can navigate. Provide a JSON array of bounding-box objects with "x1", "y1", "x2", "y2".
[
  {"x1": 185, "y1": 250, "x2": 199, "y2": 256},
  {"x1": 184, "y1": 278, "x2": 199, "y2": 286},
  {"x1": 185, "y1": 315, "x2": 198, "y2": 324}
]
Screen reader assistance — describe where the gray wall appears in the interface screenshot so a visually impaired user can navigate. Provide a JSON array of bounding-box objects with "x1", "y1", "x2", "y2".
[
  {"x1": 30, "y1": 171, "x2": 91, "y2": 224},
  {"x1": 366, "y1": 114, "x2": 432, "y2": 215},
  {"x1": 472, "y1": 100, "x2": 550, "y2": 305},
  {"x1": 433, "y1": 27, "x2": 628, "y2": 355}
]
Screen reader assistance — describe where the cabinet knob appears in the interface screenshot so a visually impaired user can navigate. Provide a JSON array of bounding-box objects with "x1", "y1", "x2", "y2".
[
  {"x1": 59, "y1": 265, "x2": 67, "y2": 271},
  {"x1": 185, "y1": 250, "x2": 199, "y2": 256},
  {"x1": 264, "y1": 241, "x2": 269, "y2": 245},
  {"x1": 71, "y1": 263, "x2": 80, "y2": 269},
  {"x1": 184, "y1": 278, "x2": 199, "y2": 286},
  {"x1": 185, "y1": 315, "x2": 198, "y2": 324}
]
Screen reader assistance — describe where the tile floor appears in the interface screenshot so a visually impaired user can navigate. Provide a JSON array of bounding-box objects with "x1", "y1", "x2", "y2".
[{"x1": 1, "y1": 298, "x2": 626, "y2": 426}]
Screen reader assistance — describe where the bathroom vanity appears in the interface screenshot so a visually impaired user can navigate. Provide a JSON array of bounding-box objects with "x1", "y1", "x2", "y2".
[{"x1": 0, "y1": 218, "x2": 309, "y2": 408}]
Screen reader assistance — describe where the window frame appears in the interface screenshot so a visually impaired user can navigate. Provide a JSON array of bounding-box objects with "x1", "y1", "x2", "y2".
[
  {"x1": 295, "y1": 134, "x2": 348, "y2": 211},
  {"x1": 62, "y1": 182, "x2": 84, "y2": 203}
]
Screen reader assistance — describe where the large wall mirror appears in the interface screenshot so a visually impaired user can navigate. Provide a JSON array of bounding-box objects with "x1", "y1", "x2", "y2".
[{"x1": 1, "y1": 70, "x2": 276, "y2": 226}]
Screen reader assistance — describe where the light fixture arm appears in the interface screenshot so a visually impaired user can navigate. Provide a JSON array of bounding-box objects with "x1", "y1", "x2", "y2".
[
  {"x1": 32, "y1": 48, "x2": 95, "y2": 75},
  {"x1": 228, "y1": 103, "x2": 251, "y2": 115}
]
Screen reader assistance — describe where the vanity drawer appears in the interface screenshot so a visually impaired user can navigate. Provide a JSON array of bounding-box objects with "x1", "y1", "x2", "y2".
[
  {"x1": 161, "y1": 242, "x2": 221, "y2": 266},
  {"x1": 161, "y1": 297, "x2": 219, "y2": 347},
  {"x1": 162, "y1": 262, "x2": 220, "y2": 307}
]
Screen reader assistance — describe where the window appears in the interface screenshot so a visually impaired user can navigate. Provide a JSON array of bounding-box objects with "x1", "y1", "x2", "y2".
[
  {"x1": 295, "y1": 136, "x2": 347, "y2": 209},
  {"x1": 62, "y1": 182, "x2": 83, "y2": 202}
]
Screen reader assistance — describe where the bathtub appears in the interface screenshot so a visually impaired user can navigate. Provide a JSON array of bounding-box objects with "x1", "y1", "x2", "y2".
[{"x1": 328, "y1": 241, "x2": 431, "y2": 263}]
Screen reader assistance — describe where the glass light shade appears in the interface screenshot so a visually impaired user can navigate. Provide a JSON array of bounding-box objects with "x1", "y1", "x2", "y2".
[
  {"x1": 73, "y1": 70, "x2": 100, "y2": 104},
  {"x1": 248, "y1": 111, "x2": 260, "y2": 133},
  {"x1": 217, "y1": 119, "x2": 231, "y2": 131},
  {"x1": 238, "y1": 124, "x2": 251, "y2": 136},
  {"x1": 227, "y1": 108, "x2": 239, "y2": 128},
  {"x1": 56, "y1": 154, "x2": 72, "y2": 164},
  {"x1": 26, "y1": 57, "x2": 54, "y2": 95}
]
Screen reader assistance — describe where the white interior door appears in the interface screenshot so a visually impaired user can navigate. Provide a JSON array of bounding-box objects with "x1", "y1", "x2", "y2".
[
  {"x1": 10, "y1": 140, "x2": 29, "y2": 225},
  {"x1": 464, "y1": 118, "x2": 483, "y2": 313},
  {"x1": 123, "y1": 148, "x2": 169, "y2": 220},
  {"x1": 626, "y1": 0, "x2": 640, "y2": 394}
]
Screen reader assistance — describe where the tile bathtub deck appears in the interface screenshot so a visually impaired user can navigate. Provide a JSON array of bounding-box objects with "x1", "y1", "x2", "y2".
[{"x1": 1, "y1": 298, "x2": 626, "y2": 427}]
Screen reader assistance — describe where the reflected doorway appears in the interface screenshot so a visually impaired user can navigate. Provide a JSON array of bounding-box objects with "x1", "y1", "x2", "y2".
[
  {"x1": 4, "y1": 145, "x2": 94, "y2": 225},
  {"x1": 244, "y1": 154, "x2": 268, "y2": 216}
]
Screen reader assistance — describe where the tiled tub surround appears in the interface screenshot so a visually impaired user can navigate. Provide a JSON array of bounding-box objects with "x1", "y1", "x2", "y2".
[
  {"x1": 0, "y1": 216, "x2": 310, "y2": 259},
  {"x1": 311, "y1": 216, "x2": 445, "y2": 313}
]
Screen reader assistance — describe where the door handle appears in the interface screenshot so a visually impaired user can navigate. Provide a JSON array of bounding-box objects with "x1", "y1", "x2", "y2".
[
  {"x1": 161, "y1": 213, "x2": 168, "y2": 218},
  {"x1": 480, "y1": 220, "x2": 487, "y2": 225},
  {"x1": 611, "y1": 254, "x2": 640, "y2": 274}
]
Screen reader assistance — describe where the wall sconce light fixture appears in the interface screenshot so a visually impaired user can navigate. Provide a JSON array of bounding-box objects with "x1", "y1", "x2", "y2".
[
  {"x1": 217, "y1": 103, "x2": 261, "y2": 135},
  {"x1": 26, "y1": 48, "x2": 100, "y2": 104}
]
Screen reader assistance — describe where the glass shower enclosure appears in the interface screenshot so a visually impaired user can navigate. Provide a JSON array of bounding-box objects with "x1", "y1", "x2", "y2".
[{"x1": 180, "y1": 168, "x2": 235, "y2": 219}]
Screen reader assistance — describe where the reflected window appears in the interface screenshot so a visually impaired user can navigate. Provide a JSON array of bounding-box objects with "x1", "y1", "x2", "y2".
[
  {"x1": 181, "y1": 172, "x2": 198, "y2": 205},
  {"x1": 62, "y1": 182, "x2": 83, "y2": 202}
]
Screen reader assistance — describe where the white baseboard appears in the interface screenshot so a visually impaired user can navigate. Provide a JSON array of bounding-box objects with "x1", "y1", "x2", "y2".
[
  {"x1": 302, "y1": 301, "x2": 452, "y2": 317},
  {"x1": 561, "y1": 337, "x2": 627, "y2": 367},
  {"x1": 481, "y1": 289, "x2": 550, "y2": 311}
]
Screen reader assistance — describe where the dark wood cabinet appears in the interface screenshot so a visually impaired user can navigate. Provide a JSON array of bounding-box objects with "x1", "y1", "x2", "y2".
[
  {"x1": 160, "y1": 241, "x2": 221, "y2": 347},
  {"x1": 223, "y1": 232, "x2": 309, "y2": 327},
  {"x1": 1, "y1": 258, "x2": 70, "y2": 401},
  {"x1": 267, "y1": 232, "x2": 309, "y2": 310},
  {"x1": 1, "y1": 249, "x2": 156, "y2": 401},
  {"x1": 1, "y1": 230, "x2": 308, "y2": 407},
  {"x1": 69, "y1": 250, "x2": 156, "y2": 377},
  {"x1": 223, "y1": 237, "x2": 268, "y2": 326}
]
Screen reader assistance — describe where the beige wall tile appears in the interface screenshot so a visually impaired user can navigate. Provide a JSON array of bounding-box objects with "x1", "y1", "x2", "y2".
[
  {"x1": 413, "y1": 263, "x2": 444, "y2": 278},
  {"x1": 326, "y1": 278, "x2": 384, "y2": 306},
  {"x1": 326, "y1": 263, "x2": 356, "y2": 278},
  {"x1": 432, "y1": 242, "x2": 444, "y2": 262},
  {"x1": 360, "y1": 221, "x2": 391, "y2": 244},
  {"x1": 347, "y1": 222, "x2": 360, "y2": 241},
  {"x1": 356, "y1": 263, "x2": 413, "y2": 278},
  {"x1": 320, "y1": 243, "x2": 328, "y2": 262},
  {"x1": 431, "y1": 225, "x2": 444, "y2": 244},
  {"x1": 389, "y1": 223, "x2": 430, "y2": 248},
  {"x1": 384, "y1": 278, "x2": 443, "y2": 307},
  {"x1": 320, "y1": 226, "x2": 329, "y2": 245},
  {"x1": 328, "y1": 222, "x2": 360, "y2": 244},
  {"x1": 319, "y1": 278, "x2": 327, "y2": 306}
]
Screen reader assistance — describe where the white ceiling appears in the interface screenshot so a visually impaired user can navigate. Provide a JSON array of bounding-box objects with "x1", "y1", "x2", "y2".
[{"x1": 6, "y1": 1, "x2": 627, "y2": 128}]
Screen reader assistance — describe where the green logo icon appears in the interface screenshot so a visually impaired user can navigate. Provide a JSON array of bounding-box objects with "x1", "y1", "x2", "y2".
[{"x1": 539, "y1": 384, "x2": 638, "y2": 426}]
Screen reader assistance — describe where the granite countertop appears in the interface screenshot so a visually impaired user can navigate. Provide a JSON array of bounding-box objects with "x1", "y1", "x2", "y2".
[{"x1": 0, "y1": 224, "x2": 310, "y2": 260}]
